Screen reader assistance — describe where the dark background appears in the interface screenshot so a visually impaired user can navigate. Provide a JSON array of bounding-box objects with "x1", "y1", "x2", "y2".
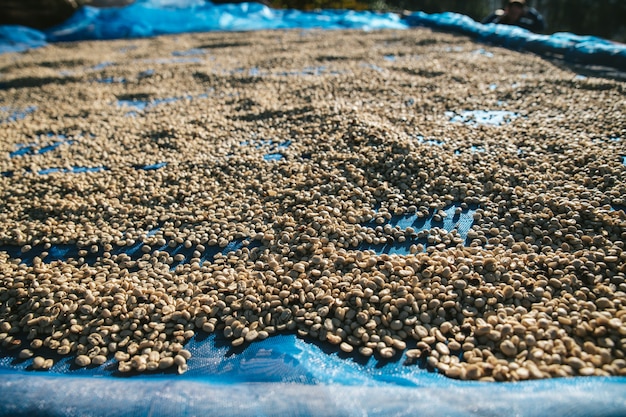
[
  {"x1": 2, "y1": 0, "x2": 626, "y2": 43},
  {"x1": 272, "y1": 0, "x2": 626, "y2": 42}
]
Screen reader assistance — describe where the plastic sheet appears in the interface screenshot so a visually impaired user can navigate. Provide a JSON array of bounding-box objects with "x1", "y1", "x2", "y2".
[
  {"x1": 42, "y1": 0, "x2": 405, "y2": 43},
  {"x1": 0, "y1": 371, "x2": 624, "y2": 417},
  {"x1": 0, "y1": 26, "x2": 47, "y2": 54},
  {"x1": 2, "y1": 3, "x2": 626, "y2": 416},
  {"x1": 1, "y1": 335, "x2": 626, "y2": 416},
  {"x1": 405, "y1": 12, "x2": 626, "y2": 70},
  {"x1": 1, "y1": 2, "x2": 626, "y2": 70}
]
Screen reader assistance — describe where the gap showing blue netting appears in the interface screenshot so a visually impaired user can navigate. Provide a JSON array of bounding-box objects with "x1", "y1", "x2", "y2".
[
  {"x1": 9, "y1": 134, "x2": 74, "y2": 158},
  {"x1": 0, "y1": 105, "x2": 37, "y2": 123},
  {"x1": 446, "y1": 110, "x2": 520, "y2": 126}
]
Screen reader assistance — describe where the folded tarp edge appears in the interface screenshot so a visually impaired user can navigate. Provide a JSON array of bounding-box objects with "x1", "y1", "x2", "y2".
[{"x1": 404, "y1": 11, "x2": 626, "y2": 71}]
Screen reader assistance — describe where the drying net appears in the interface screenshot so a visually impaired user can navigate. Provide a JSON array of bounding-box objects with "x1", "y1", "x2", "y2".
[{"x1": 1, "y1": 2, "x2": 626, "y2": 417}]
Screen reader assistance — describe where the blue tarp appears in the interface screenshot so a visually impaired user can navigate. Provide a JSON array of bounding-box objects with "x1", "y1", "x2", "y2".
[
  {"x1": 1, "y1": 1, "x2": 626, "y2": 69},
  {"x1": 2, "y1": 331, "x2": 626, "y2": 416},
  {"x1": 2, "y1": 2, "x2": 626, "y2": 416},
  {"x1": 405, "y1": 12, "x2": 626, "y2": 70},
  {"x1": 2, "y1": 369, "x2": 624, "y2": 417},
  {"x1": 0, "y1": 26, "x2": 47, "y2": 54},
  {"x1": 1, "y1": 365, "x2": 626, "y2": 417}
]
